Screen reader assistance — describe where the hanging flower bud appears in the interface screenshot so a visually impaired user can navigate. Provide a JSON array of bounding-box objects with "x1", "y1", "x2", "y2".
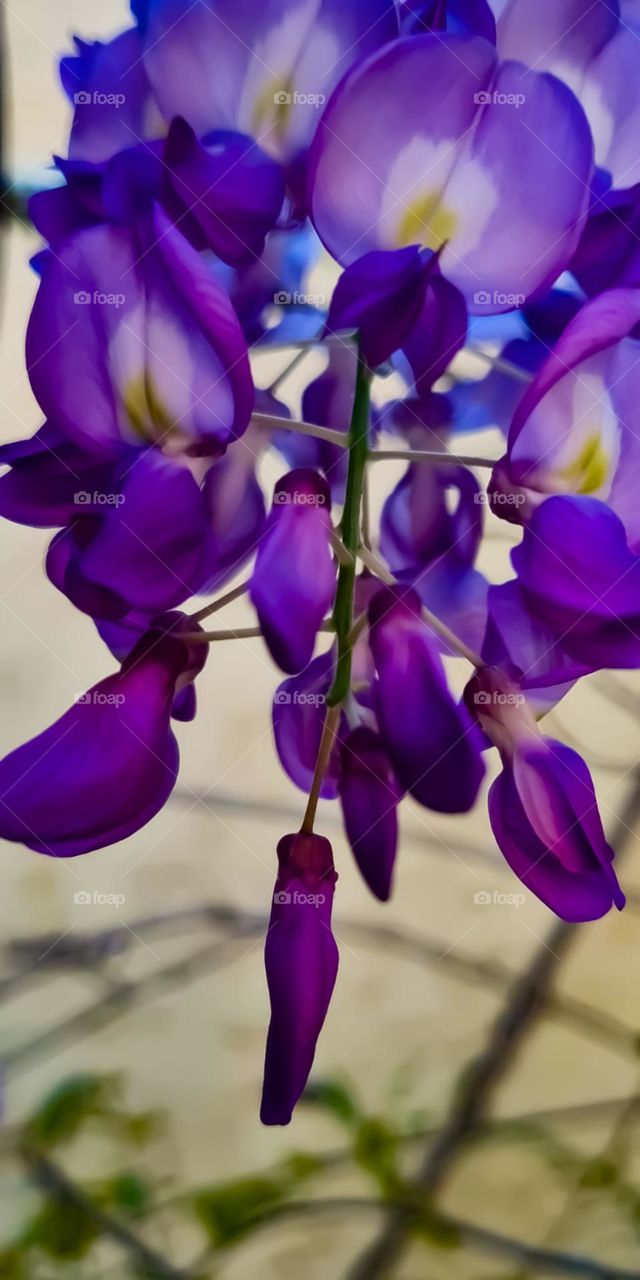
[
  {"x1": 251, "y1": 469, "x2": 336, "y2": 674},
  {"x1": 368, "y1": 585, "x2": 485, "y2": 813},
  {"x1": 261, "y1": 831, "x2": 338, "y2": 1125},
  {"x1": 339, "y1": 727, "x2": 400, "y2": 902}
]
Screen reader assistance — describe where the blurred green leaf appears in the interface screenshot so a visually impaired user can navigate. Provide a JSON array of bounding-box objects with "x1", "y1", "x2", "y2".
[
  {"x1": 0, "y1": 1247, "x2": 26, "y2": 1278},
  {"x1": 192, "y1": 1175, "x2": 289, "y2": 1246},
  {"x1": 22, "y1": 1074, "x2": 121, "y2": 1150},
  {"x1": 579, "y1": 1157, "x2": 619, "y2": 1189},
  {"x1": 97, "y1": 1171, "x2": 154, "y2": 1218},
  {"x1": 280, "y1": 1152, "x2": 326, "y2": 1182},
  {"x1": 21, "y1": 1192, "x2": 99, "y2": 1260},
  {"x1": 301, "y1": 1078, "x2": 362, "y2": 1128},
  {"x1": 353, "y1": 1118, "x2": 400, "y2": 1197}
]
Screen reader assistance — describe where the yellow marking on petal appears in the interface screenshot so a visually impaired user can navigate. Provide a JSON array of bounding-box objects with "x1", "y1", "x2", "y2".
[
  {"x1": 396, "y1": 191, "x2": 458, "y2": 250},
  {"x1": 252, "y1": 79, "x2": 294, "y2": 141},
  {"x1": 122, "y1": 375, "x2": 173, "y2": 445},
  {"x1": 560, "y1": 433, "x2": 611, "y2": 495}
]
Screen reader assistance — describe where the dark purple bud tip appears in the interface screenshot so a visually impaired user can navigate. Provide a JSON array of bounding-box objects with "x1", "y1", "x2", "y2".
[
  {"x1": 340, "y1": 728, "x2": 400, "y2": 902},
  {"x1": 272, "y1": 467, "x2": 332, "y2": 513},
  {"x1": 367, "y1": 583, "x2": 422, "y2": 631},
  {"x1": 261, "y1": 832, "x2": 339, "y2": 1126}
]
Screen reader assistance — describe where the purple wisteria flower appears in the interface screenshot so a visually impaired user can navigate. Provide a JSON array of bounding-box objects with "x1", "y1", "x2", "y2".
[
  {"x1": 466, "y1": 667, "x2": 625, "y2": 922},
  {"x1": 3, "y1": 0, "x2": 638, "y2": 1131},
  {"x1": 138, "y1": 0, "x2": 398, "y2": 178},
  {"x1": 308, "y1": 32, "x2": 593, "y2": 308},
  {"x1": 0, "y1": 616, "x2": 206, "y2": 857},
  {"x1": 489, "y1": 288, "x2": 640, "y2": 544},
  {"x1": 496, "y1": 0, "x2": 640, "y2": 192}
]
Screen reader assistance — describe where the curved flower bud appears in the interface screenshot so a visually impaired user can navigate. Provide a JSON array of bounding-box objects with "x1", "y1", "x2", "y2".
[
  {"x1": 0, "y1": 621, "x2": 205, "y2": 857},
  {"x1": 251, "y1": 470, "x2": 336, "y2": 674},
  {"x1": 261, "y1": 832, "x2": 339, "y2": 1125},
  {"x1": 326, "y1": 246, "x2": 466, "y2": 383},
  {"x1": 27, "y1": 207, "x2": 253, "y2": 459},
  {"x1": 273, "y1": 651, "x2": 341, "y2": 798},
  {"x1": 466, "y1": 667, "x2": 625, "y2": 921},
  {"x1": 308, "y1": 34, "x2": 592, "y2": 308},
  {"x1": 368, "y1": 585, "x2": 485, "y2": 813},
  {"x1": 340, "y1": 727, "x2": 400, "y2": 902},
  {"x1": 381, "y1": 452, "x2": 487, "y2": 655}
]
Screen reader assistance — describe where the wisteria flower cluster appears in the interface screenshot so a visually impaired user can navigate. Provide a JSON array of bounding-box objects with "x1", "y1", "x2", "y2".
[{"x1": 1, "y1": 0, "x2": 639, "y2": 1125}]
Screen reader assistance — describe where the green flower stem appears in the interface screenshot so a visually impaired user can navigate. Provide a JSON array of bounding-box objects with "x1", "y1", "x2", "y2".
[{"x1": 326, "y1": 352, "x2": 372, "y2": 708}]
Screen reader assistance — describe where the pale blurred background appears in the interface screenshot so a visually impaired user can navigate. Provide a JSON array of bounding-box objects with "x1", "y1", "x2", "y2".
[{"x1": 2, "y1": 3, "x2": 640, "y2": 1277}]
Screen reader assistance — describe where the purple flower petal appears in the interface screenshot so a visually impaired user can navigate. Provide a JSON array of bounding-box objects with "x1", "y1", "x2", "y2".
[
  {"x1": 63, "y1": 29, "x2": 159, "y2": 165},
  {"x1": 164, "y1": 118, "x2": 284, "y2": 266},
  {"x1": 511, "y1": 496, "x2": 640, "y2": 669}
]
